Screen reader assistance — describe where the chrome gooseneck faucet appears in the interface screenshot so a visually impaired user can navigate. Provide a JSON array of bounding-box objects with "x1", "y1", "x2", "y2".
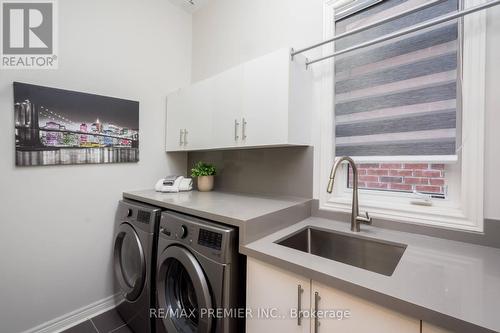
[{"x1": 327, "y1": 156, "x2": 372, "y2": 232}]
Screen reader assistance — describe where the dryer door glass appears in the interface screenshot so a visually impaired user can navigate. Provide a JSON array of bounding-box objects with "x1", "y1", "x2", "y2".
[
  {"x1": 114, "y1": 223, "x2": 146, "y2": 301},
  {"x1": 121, "y1": 232, "x2": 142, "y2": 287},
  {"x1": 157, "y1": 246, "x2": 213, "y2": 333}
]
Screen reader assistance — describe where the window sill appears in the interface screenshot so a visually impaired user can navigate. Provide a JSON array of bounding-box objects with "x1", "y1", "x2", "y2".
[{"x1": 321, "y1": 194, "x2": 483, "y2": 232}]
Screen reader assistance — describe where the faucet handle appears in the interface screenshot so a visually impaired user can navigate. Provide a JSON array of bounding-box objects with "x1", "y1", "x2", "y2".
[{"x1": 357, "y1": 211, "x2": 372, "y2": 225}]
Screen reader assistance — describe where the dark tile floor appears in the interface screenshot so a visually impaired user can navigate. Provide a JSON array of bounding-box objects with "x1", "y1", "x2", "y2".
[{"x1": 62, "y1": 308, "x2": 133, "y2": 333}]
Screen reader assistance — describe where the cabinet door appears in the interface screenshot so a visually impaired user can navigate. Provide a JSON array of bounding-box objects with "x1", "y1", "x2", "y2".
[
  {"x1": 311, "y1": 281, "x2": 420, "y2": 333},
  {"x1": 166, "y1": 80, "x2": 214, "y2": 151},
  {"x1": 212, "y1": 65, "x2": 243, "y2": 149},
  {"x1": 241, "y1": 49, "x2": 289, "y2": 146},
  {"x1": 184, "y1": 79, "x2": 213, "y2": 150},
  {"x1": 422, "y1": 322, "x2": 455, "y2": 333},
  {"x1": 246, "y1": 257, "x2": 310, "y2": 333},
  {"x1": 166, "y1": 89, "x2": 189, "y2": 151}
]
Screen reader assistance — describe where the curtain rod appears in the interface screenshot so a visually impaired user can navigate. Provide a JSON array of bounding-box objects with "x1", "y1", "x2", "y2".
[
  {"x1": 296, "y1": 0, "x2": 500, "y2": 67},
  {"x1": 291, "y1": 0, "x2": 443, "y2": 58}
]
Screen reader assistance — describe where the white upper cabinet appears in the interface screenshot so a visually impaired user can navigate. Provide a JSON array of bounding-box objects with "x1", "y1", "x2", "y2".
[
  {"x1": 212, "y1": 65, "x2": 244, "y2": 148},
  {"x1": 166, "y1": 79, "x2": 213, "y2": 151},
  {"x1": 240, "y1": 49, "x2": 289, "y2": 147},
  {"x1": 166, "y1": 48, "x2": 313, "y2": 152},
  {"x1": 165, "y1": 88, "x2": 189, "y2": 151}
]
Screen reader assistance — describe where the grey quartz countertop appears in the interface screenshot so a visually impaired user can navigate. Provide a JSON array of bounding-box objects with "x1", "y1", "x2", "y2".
[
  {"x1": 122, "y1": 189, "x2": 311, "y2": 228},
  {"x1": 241, "y1": 217, "x2": 500, "y2": 333}
]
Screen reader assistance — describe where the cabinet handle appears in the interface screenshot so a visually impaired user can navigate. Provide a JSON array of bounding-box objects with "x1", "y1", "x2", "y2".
[
  {"x1": 314, "y1": 291, "x2": 321, "y2": 333},
  {"x1": 183, "y1": 129, "x2": 188, "y2": 145},
  {"x1": 242, "y1": 118, "x2": 247, "y2": 140},
  {"x1": 179, "y1": 129, "x2": 184, "y2": 145},
  {"x1": 234, "y1": 119, "x2": 240, "y2": 141},
  {"x1": 297, "y1": 284, "x2": 304, "y2": 326}
]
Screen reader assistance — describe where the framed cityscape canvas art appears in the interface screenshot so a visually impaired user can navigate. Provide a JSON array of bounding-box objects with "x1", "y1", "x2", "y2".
[{"x1": 14, "y1": 82, "x2": 139, "y2": 166}]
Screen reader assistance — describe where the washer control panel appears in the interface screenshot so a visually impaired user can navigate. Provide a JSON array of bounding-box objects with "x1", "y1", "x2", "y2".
[
  {"x1": 198, "y1": 228, "x2": 223, "y2": 250},
  {"x1": 159, "y1": 211, "x2": 236, "y2": 264},
  {"x1": 179, "y1": 225, "x2": 188, "y2": 239}
]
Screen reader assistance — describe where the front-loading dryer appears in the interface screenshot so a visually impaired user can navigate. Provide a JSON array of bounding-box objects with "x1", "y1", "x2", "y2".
[
  {"x1": 155, "y1": 211, "x2": 244, "y2": 333},
  {"x1": 113, "y1": 200, "x2": 161, "y2": 333}
]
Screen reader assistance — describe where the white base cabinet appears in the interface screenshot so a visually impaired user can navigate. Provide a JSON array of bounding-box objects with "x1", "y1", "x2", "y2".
[
  {"x1": 312, "y1": 280, "x2": 420, "y2": 333},
  {"x1": 246, "y1": 258, "x2": 421, "y2": 333},
  {"x1": 166, "y1": 48, "x2": 313, "y2": 152},
  {"x1": 246, "y1": 257, "x2": 311, "y2": 333}
]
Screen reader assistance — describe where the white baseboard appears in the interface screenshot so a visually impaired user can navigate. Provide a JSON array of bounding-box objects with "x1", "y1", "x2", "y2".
[{"x1": 21, "y1": 293, "x2": 123, "y2": 333}]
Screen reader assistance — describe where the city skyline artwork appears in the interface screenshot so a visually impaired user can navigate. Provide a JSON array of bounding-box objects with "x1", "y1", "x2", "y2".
[{"x1": 14, "y1": 82, "x2": 140, "y2": 166}]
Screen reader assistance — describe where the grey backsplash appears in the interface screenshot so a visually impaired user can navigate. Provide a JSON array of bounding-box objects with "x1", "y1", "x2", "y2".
[{"x1": 187, "y1": 146, "x2": 314, "y2": 197}]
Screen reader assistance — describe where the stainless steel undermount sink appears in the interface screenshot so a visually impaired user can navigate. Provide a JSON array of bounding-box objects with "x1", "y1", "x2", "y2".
[{"x1": 276, "y1": 227, "x2": 407, "y2": 276}]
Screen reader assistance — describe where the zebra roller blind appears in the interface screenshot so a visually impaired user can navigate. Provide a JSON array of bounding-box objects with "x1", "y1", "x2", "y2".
[{"x1": 334, "y1": 0, "x2": 460, "y2": 159}]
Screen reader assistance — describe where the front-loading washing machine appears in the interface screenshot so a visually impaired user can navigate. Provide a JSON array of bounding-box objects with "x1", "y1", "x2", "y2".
[
  {"x1": 155, "y1": 211, "x2": 244, "y2": 333},
  {"x1": 113, "y1": 200, "x2": 162, "y2": 333}
]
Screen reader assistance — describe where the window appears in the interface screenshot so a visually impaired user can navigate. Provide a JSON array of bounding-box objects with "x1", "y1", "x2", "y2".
[
  {"x1": 334, "y1": 0, "x2": 460, "y2": 160},
  {"x1": 348, "y1": 163, "x2": 447, "y2": 198},
  {"x1": 319, "y1": 0, "x2": 486, "y2": 231}
]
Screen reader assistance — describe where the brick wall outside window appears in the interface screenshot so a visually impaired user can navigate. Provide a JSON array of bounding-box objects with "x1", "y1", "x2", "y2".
[{"x1": 348, "y1": 163, "x2": 446, "y2": 197}]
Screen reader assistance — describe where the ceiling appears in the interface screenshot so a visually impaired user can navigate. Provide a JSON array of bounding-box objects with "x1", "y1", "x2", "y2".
[{"x1": 168, "y1": 0, "x2": 210, "y2": 13}]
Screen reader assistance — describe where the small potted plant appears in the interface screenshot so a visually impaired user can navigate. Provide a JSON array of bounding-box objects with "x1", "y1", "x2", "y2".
[{"x1": 191, "y1": 162, "x2": 217, "y2": 192}]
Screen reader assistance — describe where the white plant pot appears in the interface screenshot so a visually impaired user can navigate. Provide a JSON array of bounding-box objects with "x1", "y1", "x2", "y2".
[{"x1": 197, "y1": 176, "x2": 214, "y2": 192}]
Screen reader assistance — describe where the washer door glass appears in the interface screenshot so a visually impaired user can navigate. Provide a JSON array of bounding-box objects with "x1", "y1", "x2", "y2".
[
  {"x1": 157, "y1": 246, "x2": 213, "y2": 333},
  {"x1": 114, "y1": 223, "x2": 146, "y2": 301}
]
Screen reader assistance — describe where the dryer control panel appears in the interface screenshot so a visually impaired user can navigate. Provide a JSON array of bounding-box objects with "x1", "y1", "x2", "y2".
[{"x1": 118, "y1": 200, "x2": 161, "y2": 234}]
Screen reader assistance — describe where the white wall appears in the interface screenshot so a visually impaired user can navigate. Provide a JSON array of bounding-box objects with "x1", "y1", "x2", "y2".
[
  {"x1": 0, "y1": 1, "x2": 191, "y2": 332},
  {"x1": 192, "y1": 0, "x2": 500, "y2": 221},
  {"x1": 192, "y1": 0, "x2": 324, "y2": 82}
]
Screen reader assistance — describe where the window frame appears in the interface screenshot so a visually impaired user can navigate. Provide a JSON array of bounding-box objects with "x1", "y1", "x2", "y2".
[{"x1": 318, "y1": 0, "x2": 486, "y2": 232}]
